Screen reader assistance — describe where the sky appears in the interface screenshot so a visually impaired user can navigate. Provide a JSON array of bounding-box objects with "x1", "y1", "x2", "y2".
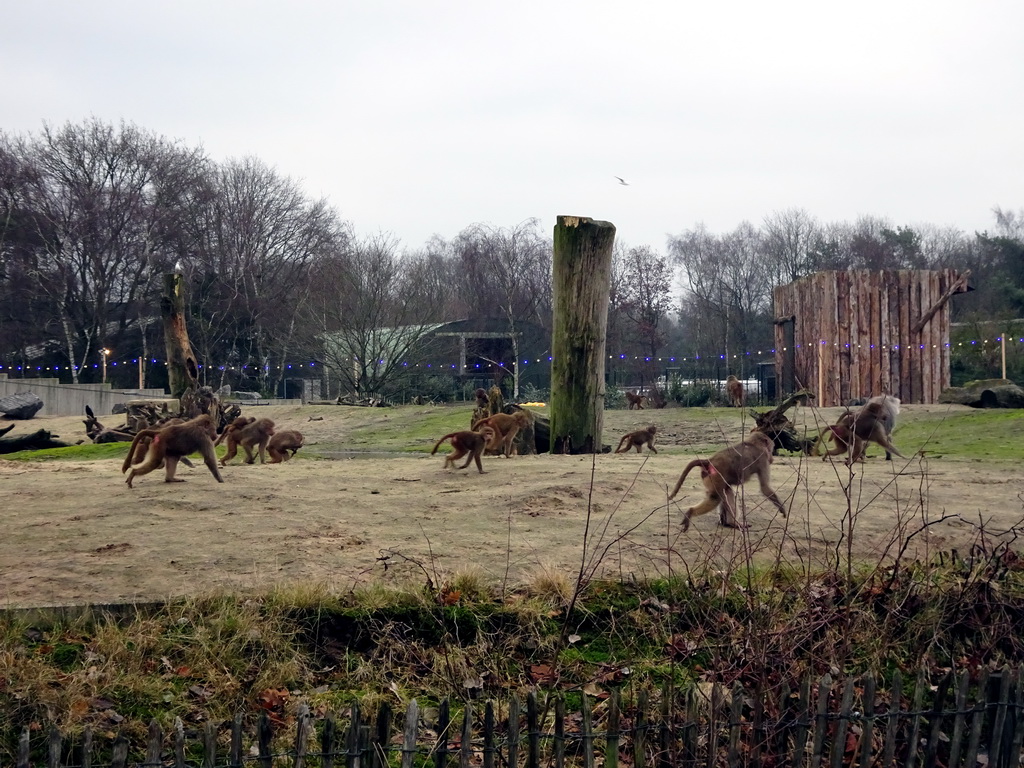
[{"x1": 3, "y1": 1, "x2": 1023, "y2": 253}]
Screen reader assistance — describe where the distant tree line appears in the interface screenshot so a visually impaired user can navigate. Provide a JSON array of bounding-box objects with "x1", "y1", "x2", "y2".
[{"x1": 1, "y1": 119, "x2": 1021, "y2": 398}]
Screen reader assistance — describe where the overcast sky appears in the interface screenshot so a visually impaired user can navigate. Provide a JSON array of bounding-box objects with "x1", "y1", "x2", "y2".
[{"x1": 4, "y1": 1, "x2": 1022, "y2": 252}]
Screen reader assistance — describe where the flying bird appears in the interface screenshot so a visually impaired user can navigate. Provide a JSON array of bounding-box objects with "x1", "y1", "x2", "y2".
[{"x1": 614, "y1": 176, "x2": 630, "y2": 186}]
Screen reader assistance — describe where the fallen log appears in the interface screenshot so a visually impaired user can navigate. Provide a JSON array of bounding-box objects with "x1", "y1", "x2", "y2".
[{"x1": 0, "y1": 429, "x2": 72, "y2": 454}]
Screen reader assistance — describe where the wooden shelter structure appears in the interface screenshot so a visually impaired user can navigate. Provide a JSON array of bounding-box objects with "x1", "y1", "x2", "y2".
[{"x1": 773, "y1": 269, "x2": 970, "y2": 406}]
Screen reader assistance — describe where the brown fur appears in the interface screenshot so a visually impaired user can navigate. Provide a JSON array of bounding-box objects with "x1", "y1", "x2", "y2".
[
  {"x1": 219, "y1": 417, "x2": 275, "y2": 465},
  {"x1": 431, "y1": 429, "x2": 493, "y2": 473},
  {"x1": 669, "y1": 431, "x2": 786, "y2": 531},
  {"x1": 267, "y1": 430, "x2": 304, "y2": 463},
  {"x1": 726, "y1": 375, "x2": 744, "y2": 408},
  {"x1": 625, "y1": 391, "x2": 645, "y2": 410},
  {"x1": 615, "y1": 425, "x2": 658, "y2": 454},
  {"x1": 820, "y1": 395, "x2": 904, "y2": 464},
  {"x1": 214, "y1": 416, "x2": 255, "y2": 446},
  {"x1": 122, "y1": 414, "x2": 223, "y2": 489},
  {"x1": 471, "y1": 410, "x2": 531, "y2": 457}
]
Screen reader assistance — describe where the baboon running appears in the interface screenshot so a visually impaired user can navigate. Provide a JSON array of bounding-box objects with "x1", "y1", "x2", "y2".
[
  {"x1": 669, "y1": 431, "x2": 786, "y2": 532},
  {"x1": 614, "y1": 425, "x2": 658, "y2": 454},
  {"x1": 122, "y1": 414, "x2": 224, "y2": 489},
  {"x1": 820, "y1": 395, "x2": 905, "y2": 464},
  {"x1": 431, "y1": 428, "x2": 494, "y2": 473}
]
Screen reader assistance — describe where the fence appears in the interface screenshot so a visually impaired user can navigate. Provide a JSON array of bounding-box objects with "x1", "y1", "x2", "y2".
[{"x1": 9, "y1": 667, "x2": 1024, "y2": 767}]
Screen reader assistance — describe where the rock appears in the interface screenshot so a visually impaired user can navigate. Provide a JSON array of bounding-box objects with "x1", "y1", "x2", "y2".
[
  {"x1": 939, "y1": 378, "x2": 1024, "y2": 408},
  {"x1": 0, "y1": 391, "x2": 44, "y2": 419}
]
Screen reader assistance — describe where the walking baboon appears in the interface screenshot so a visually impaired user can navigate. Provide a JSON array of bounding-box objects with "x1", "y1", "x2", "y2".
[
  {"x1": 726, "y1": 375, "x2": 744, "y2": 408},
  {"x1": 820, "y1": 395, "x2": 904, "y2": 464},
  {"x1": 472, "y1": 410, "x2": 532, "y2": 457},
  {"x1": 219, "y1": 418, "x2": 275, "y2": 465},
  {"x1": 431, "y1": 429, "x2": 493, "y2": 473},
  {"x1": 669, "y1": 431, "x2": 786, "y2": 531},
  {"x1": 614, "y1": 425, "x2": 658, "y2": 454},
  {"x1": 122, "y1": 414, "x2": 223, "y2": 489},
  {"x1": 625, "y1": 391, "x2": 645, "y2": 410}
]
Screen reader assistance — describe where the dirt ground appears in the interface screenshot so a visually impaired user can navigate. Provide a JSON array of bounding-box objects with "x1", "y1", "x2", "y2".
[{"x1": 1, "y1": 403, "x2": 1022, "y2": 609}]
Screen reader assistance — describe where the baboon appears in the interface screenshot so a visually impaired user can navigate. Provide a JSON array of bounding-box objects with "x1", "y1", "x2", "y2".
[
  {"x1": 215, "y1": 416, "x2": 255, "y2": 446},
  {"x1": 614, "y1": 425, "x2": 658, "y2": 454},
  {"x1": 475, "y1": 387, "x2": 489, "y2": 409},
  {"x1": 820, "y1": 395, "x2": 904, "y2": 464},
  {"x1": 219, "y1": 417, "x2": 275, "y2": 465},
  {"x1": 472, "y1": 410, "x2": 532, "y2": 457},
  {"x1": 431, "y1": 429, "x2": 493, "y2": 473},
  {"x1": 267, "y1": 430, "x2": 304, "y2": 463},
  {"x1": 669, "y1": 431, "x2": 786, "y2": 532},
  {"x1": 122, "y1": 414, "x2": 223, "y2": 489},
  {"x1": 726, "y1": 375, "x2": 744, "y2": 408},
  {"x1": 128, "y1": 417, "x2": 188, "y2": 466},
  {"x1": 625, "y1": 391, "x2": 645, "y2": 410}
]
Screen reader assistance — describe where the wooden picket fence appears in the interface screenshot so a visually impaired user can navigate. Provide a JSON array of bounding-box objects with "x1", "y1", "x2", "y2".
[{"x1": 10, "y1": 667, "x2": 1024, "y2": 768}]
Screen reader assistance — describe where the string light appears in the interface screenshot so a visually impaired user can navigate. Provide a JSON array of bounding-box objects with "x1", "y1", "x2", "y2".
[{"x1": 1, "y1": 336, "x2": 1021, "y2": 374}]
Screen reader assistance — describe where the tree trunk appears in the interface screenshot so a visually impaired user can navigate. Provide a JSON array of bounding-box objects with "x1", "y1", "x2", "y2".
[
  {"x1": 549, "y1": 216, "x2": 616, "y2": 454},
  {"x1": 161, "y1": 272, "x2": 199, "y2": 399}
]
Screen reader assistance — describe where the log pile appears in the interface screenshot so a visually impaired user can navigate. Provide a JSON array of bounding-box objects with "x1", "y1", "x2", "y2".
[{"x1": 751, "y1": 388, "x2": 818, "y2": 455}]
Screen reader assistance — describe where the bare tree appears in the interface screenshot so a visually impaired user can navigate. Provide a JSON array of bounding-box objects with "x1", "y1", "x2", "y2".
[
  {"x1": 762, "y1": 207, "x2": 819, "y2": 284},
  {"x1": 174, "y1": 156, "x2": 342, "y2": 393},
  {"x1": 311, "y1": 234, "x2": 448, "y2": 398},
  {"x1": 8, "y1": 119, "x2": 195, "y2": 382},
  {"x1": 617, "y1": 245, "x2": 672, "y2": 359},
  {"x1": 452, "y1": 219, "x2": 551, "y2": 397},
  {"x1": 670, "y1": 222, "x2": 773, "y2": 376}
]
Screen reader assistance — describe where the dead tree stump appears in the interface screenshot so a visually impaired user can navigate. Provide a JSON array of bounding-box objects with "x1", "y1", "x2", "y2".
[
  {"x1": 549, "y1": 216, "x2": 615, "y2": 454},
  {"x1": 161, "y1": 272, "x2": 200, "y2": 400}
]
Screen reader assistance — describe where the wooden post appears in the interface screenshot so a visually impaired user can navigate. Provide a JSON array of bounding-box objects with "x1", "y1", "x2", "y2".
[
  {"x1": 549, "y1": 215, "x2": 615, "y2": 454},
  {"x1": 1002, "y1": 332, "x2": 1007, "y2": 379},
  {"x1": 161, "y1": 272, "x2": 200, "y2": 399}
]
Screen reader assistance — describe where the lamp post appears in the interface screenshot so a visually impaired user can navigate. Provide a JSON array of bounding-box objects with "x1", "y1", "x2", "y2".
[{"x1": 101, "y1": 348, "x2": 111, "y2": 384}]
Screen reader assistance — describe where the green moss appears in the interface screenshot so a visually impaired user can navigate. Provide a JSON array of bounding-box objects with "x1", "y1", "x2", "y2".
[{"x1": 3, "y1": 442, "x2": 127, "y2": 462}]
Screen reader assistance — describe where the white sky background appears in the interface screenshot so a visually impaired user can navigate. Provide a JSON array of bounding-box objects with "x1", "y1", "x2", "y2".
[{"x1": 3, "y1": 1, "x2": 1022, "y2": 252}]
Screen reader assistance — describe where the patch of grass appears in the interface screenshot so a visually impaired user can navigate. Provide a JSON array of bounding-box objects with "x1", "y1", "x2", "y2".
[
  {"x1": 2, "y1": 442, "x2": 127, "y2": 462},
  {"x1": 893, "y1": 408, "x2": 1024, "y2": 460},
  {"x1": 4, "y1": 552, "x2": 1024, "y2": 761}
]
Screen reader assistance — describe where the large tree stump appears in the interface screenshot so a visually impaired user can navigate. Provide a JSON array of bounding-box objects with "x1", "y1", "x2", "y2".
[
  {"x1": 548, "y1": 216, "x2": 616, "y2": 454},
  {"x1": 161, "y1": 272, "x2": 200, "y2": 400}
]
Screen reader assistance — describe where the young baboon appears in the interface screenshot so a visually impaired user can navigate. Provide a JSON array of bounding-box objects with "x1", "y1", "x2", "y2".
[
  {"x1": 669, "y1": 431, "x2": 786, "y2": 532},
  {"x1": 267, "y1": 430, "x2": 304, "y2": 463},
  {"x1": 219, "y1": 418, "x2": 276, "y2": 465},
  {"x1": 821, "y1": 395, "x2": 904, "y2": 465},
  {"x1": 625, "y1": 391, "x2": 645, "y2": 410},
  {"x1": 122, "y1": 414, "x2": 224, "y2": 489},
  {"x1": 431, "y1": 428, "x2": 493, "y2": 473},
  {"x1": 214, "y1": 416, "x2": 255, "y2": 446},
  {"x1": 726, "y1": 375, "x2": 745, "y2": 408},
  {"x1": 474, "y1": 387, "x2": 489, "y2": 409},
  {"x1": 471, "y1": 410, "x2": 532, "y2": 457},
  {"x1": 614, "y1": 425, "x2": 658, "y2": 454}
]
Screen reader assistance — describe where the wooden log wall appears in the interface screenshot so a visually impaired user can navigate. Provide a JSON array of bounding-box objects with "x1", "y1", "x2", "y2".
[
  {"x1": 10, "y1": 668, "x2": 1024, "y2": 767},
  {"x1": 773, "y1": 269, "x2": 968, "y2": 406}
]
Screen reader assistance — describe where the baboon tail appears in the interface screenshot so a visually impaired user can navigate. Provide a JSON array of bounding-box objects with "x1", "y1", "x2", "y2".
[
  {"x1": 668, "y1": 459, "x2": 709, "y2": 500},
  {"x1": 121, "y1": 429, "x2": 155, "y2": 473},
  {"x1": 431, "y1": 433, "x2": 455, "y2": 455}
]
